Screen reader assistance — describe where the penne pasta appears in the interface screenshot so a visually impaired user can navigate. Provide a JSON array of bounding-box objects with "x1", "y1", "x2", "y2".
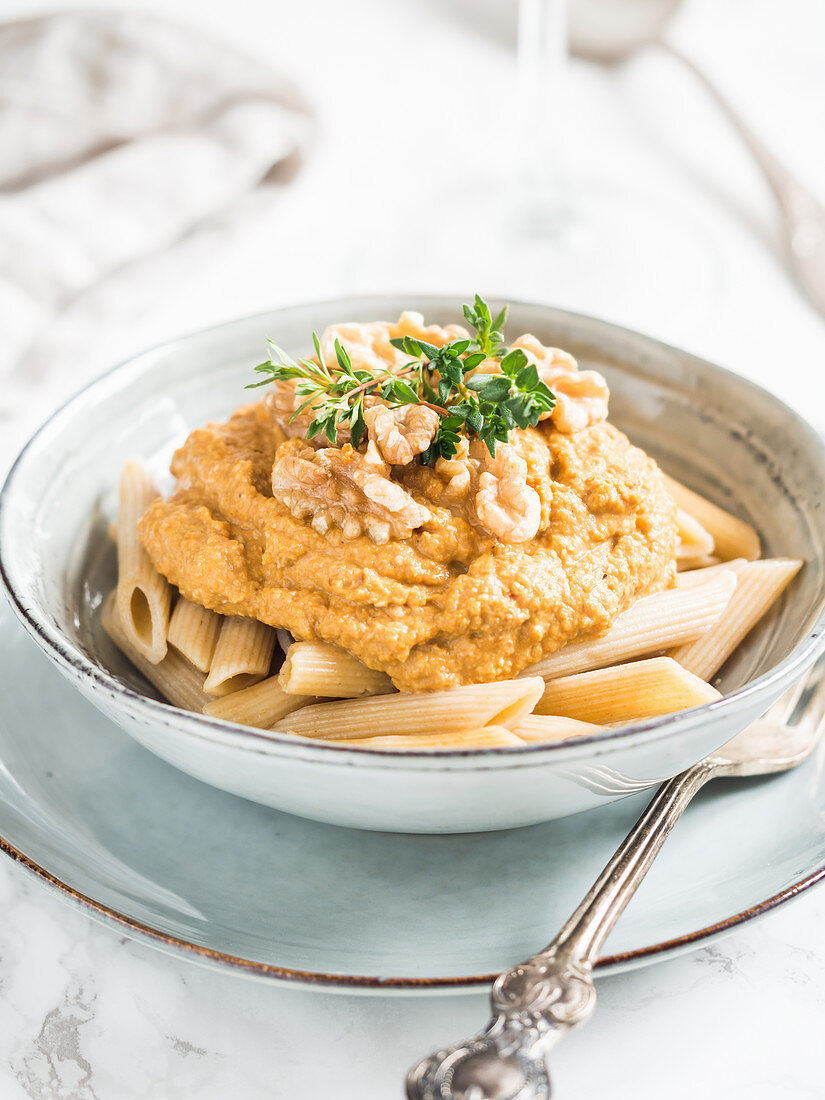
[
  {"x1": 676, "y1": 508, "x2": 715, "y2": 561},
  {"x1": 102, "y1": 594, "x2": 211, "y2": 712},
  {"x1": 664, "y1": 474, "x2": 761, "y2": 562},
  {"x1": 676, "y1": 559, "x2": 747, "y2": 586},
  {"x1": 271, "y1": 677, "x2": 546, "y2": 740},
  {"x1": 279, "y1": 641, "x2": 394, "y2": 697},
  {"x1": 524, "y1": 570, "x2": 736, "y2": 681},
  {"x1": 669, "y1": 557, "x2": 803, "y2": 680},
  {"x1": 341, "y1": 726, "x2": 523, "y2": 750},
  {"x1": 167, "y1": 597, "x2": 223, "y2": 673},
  {"x1": 116, "y1": 460, "x2": 172, "y2": 664},
  {"x1": 676, "y1": 553, "x2": 720, "y2": 572},
  {"x1": 204, "y1": 675, "x2": 316, "y2": 729},
  {"x1": 515, "y1": 715, "x2": 602, "y2": 742},
  {"x1": 534, "y1": 657, "x2": 721, "y2": 724},
  {"x1": 204, "y1": 616, "x2": 277, "y2": 696}
]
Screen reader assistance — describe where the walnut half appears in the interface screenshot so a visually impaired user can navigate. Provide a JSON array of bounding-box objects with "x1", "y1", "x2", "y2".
[
  {"x1": 512, "y1": 334, "x2": 609, "y2": 433},
  {"x1": 271, "y1": 439, "x2": 431, "y2": 544},
  {"x1": 365, "y1": 404, "x2": 440, "y2": 466},
  {"x1": 474, "y1": 443, "x2": 541, "y2": 543}
]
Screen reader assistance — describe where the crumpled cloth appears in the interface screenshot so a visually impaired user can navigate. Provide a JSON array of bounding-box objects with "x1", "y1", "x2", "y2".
[{"x1": 0, "y1": 10, "x2": 312, "y2": 404}]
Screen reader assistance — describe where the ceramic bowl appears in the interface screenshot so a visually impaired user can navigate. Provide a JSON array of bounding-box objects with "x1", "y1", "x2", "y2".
[{"x1": 2, "y1": 297, "x2": 825, "y2": 834}]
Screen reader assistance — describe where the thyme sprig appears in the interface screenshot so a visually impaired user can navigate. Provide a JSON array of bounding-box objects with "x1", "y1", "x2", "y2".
[{"x1": 247, "y1": 296, "x2": 556, "y2": 460}]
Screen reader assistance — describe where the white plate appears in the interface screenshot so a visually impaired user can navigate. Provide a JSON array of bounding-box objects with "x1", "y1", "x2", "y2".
[{"x1": 1, "y1": 601, "x2": 823, "y2": 992}]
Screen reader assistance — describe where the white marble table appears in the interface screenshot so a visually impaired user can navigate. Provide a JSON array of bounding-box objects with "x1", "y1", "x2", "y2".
[{"x1": 2, "y1": 0, "x2": 825, "y2": 1095}]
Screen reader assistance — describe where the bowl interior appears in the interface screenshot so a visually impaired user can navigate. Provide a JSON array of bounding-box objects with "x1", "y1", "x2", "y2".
[{"x1": 3, "y1": 297, "x2": 825, "y2": 723}]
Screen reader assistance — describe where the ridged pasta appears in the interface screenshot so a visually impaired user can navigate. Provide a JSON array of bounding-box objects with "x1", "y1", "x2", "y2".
[
  {"x1": 204, "y1": 617, "x2": 277, "y2": 696},
  {"x1": 514, "y1": 715, "x2": 602, "y2": 742},
  {"x1": 271, "y1": 677, "x2": 546, "y2": 740},
  {"x1": 535, "y1": 657, "x2": 721, "y2": 724},
  {"x1": 115, "y1": 461, "x2": 172, "y2": 664},
  {"x1": 670, "y1": 558, "x2": 802, "y2": 680},
  {"x1": 279, "y1": 642, "x2": 394, "y2": 697},
  {"x1": 167, "y1": 597, "x2": 223, "y2": 673},
  {"x1": 344, "y1": 727, "x2": 522, "y2": 750},
  {"x1": 524, "y1": 571, "x2": 736, "y2": 681},
  {"x1": 102, "y1": 594, "x2": 210, "y2": 712},
  {"x1": 664, "y1": 474, "x2": 760, "y2": 561},
  {"x1": 203, "y1": 675, "x2": 315, "y2": 729}
]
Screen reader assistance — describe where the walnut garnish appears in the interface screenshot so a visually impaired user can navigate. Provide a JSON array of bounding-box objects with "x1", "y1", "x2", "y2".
[
  {"x1": 474, "y1": 443, "x2": 541, "y2": 543},
  {"x1": 271, "y1": 439, "x2": 431, "y2": 543},
  {"x1": 365, "y1": 404, "x2": 440, "y2": 466},
  {"x1": 513, "y1": 334, "x2": 609, "y2": 433}
]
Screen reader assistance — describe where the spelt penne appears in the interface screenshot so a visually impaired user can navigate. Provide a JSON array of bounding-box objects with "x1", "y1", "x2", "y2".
[
  {"x1": 271, "y1": 677, "x2": 546, "y2": 740},
  {"x1": 203, "y1": 616, "x2": 277, "y2": 696},
  {"x1": 102, "y1": 594, "x2": 211, "y2": 712},
  {"x1": 515, "y1": 715, "x2": 602, "y2": 742},
  {"x1": 343, "y1": 727, "x2": 523, "y2": 750},
  {"x1": 279, "y1": 641, "x2": 394, "y2": 697},
  {"x1": 204, "y1": 675, "x2": 315, "y2": 729},
  {"x1": 167, "y1": 597, "x2": 223, "y2": 673},
  {"x1": 534, "y1": 657, "x2": 721, "y2": 724},
  {"x1": 676, "y1": 559, "x2": 747, "y2": 586},
  {"x1": 523, "y1": 570, "x2": 736, "y2": 681},
  {"x1": 676, "y1": 508, "x2": 714, "y2": 561},
  {"x1": 664, "y1": 474, "x2": 761, "y2": 561},
  {"x1": 116, "y1": 460, "x2": 172, "y2": 664},
  {"x1": 669, "y1": 558, "x2": 803, "y2": 680},
  {"x1": 677, "y1": 553, "x2": 720, "y2": 572}
]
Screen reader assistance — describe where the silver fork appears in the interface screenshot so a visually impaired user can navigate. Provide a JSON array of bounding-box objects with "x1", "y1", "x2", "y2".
[{"x1": 406, "y1": 659, "x2": 825, "y2": 1100}]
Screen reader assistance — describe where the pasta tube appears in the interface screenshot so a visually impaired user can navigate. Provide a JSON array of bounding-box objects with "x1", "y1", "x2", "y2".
[
  {"x1": 204, "y1": 616, "x2": 277, "y2": 696},
  {"x1": 515, "y1": 715, "x2": 602, "y2": 742},
  {"x1": 669, "y1": 558, "x2": 803, "y2": 680},
  {"x1": 167, "y1": 597, "x2": 223, "y2": 673},
  {"x1": 271, "y1": 677, "x2": 546, "y2": 740},
  {"x1": 204, "y1": 676, "x2": 315, "y2": 729},
  {"x1": 664, "y1": 474, "x2": 761, "y2": 561},
  {"x1": 676, "y1": 559, "x2": 747, "y2": 586},
  {"x1": 524, "y1": 570, "x2": 736, "y2": 681},
  {"x1": 279, "y1": 642, "x2": 394, "y2": 698},
  {"x1": 343, "y1": 727, "x2": 523, "y2": 750},
  {"x1": 102, "y1": 594, "x2": 211, "y2": 712},
  {"x1": 534, "y1": 657, "x2": 721, "y2": 724},
  {"x1": 677, "y1": 554, "x2": 720, "y2": 572},
  {"x1": 676, "y1": 508, "x2": 715, "y2": 563},
  {"x1": 116, "y1": 461, "x2": 172, "y2": 663}
]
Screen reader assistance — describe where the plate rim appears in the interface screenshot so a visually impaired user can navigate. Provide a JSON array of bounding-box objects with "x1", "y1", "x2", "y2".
[{"x1": 2, "y1": 824, "x2": 824, "y2": 991}]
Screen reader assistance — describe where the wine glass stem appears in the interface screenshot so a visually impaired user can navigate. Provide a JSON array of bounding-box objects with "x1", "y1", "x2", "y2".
[{"x1": 517, "y1": 0, "x2": 569, "y2": 230}]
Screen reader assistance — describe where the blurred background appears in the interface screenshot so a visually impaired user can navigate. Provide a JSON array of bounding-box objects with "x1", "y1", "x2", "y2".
[{"x1": 1, "y1": 0, "x2": 824, "y2": 457}]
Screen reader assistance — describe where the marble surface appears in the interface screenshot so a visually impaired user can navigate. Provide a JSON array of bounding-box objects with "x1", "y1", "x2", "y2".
[{"x1": 2, "y1": 0, "x2": 825, "y2": 1095}]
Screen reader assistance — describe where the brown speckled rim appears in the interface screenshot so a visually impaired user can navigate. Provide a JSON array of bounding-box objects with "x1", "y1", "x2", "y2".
[{"x1": 2, "y1": 829, "x2": 824, "y2": 991}]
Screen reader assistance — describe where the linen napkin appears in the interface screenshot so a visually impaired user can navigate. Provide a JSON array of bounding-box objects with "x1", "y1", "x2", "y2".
[{"x1": 0, "y1": 10, "x2": 312, "y2": 415}]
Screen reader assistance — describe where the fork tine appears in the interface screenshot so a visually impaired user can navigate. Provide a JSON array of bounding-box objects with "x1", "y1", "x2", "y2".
[
  {"x1": 793, "y1": 656, "x2": 825, "y2": 735},
  {"x1": 762, "y1": 674, "x2": 811, "y2": 727}
]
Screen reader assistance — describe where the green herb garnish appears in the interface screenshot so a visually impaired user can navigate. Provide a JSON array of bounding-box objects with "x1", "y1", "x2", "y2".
[{"x1": 247, "y1": 295, "x2": 556, "y2": 459}]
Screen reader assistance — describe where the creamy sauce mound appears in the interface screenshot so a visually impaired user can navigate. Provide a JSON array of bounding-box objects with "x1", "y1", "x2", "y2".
[
  {"x1": 139, "y1": 319, "x2": 677, "y2": 692},
  {"x1": 137, "y1": 316, "x2": 677, "y2": 686}
]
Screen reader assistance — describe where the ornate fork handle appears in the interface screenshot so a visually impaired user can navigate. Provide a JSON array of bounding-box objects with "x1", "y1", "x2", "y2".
[
  {"x1": 406, "y1": 762, "x2": 713, "y2": 1100},
  {"x1": 407, "y1": 946, "x2": 597, "y2": 1100}
]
